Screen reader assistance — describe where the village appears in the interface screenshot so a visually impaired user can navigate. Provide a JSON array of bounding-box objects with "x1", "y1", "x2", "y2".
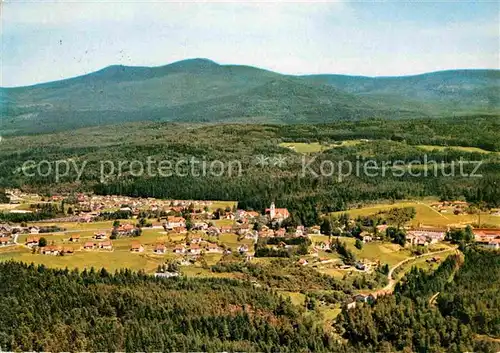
[
  {"x1": 1, "y1": 190, "x2": 499, "y2": 269},
  {"x1": 0, "y1": 188, "x2": 500, "y2": 333}
]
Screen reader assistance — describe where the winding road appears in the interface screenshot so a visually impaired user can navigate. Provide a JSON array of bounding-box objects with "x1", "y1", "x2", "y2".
[{"x1": 374, "y1": 246, "x2": 458, "y2": 296}]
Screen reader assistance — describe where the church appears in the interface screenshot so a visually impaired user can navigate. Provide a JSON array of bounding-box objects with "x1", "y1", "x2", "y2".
[{"x1": 265, "y1": 202, "x2": 290, "y2": 222}]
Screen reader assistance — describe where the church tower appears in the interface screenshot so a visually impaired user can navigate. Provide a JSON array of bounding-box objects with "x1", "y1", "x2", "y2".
[{"x1": 270, "y1": 202, "x2": 276, "y2": 219}]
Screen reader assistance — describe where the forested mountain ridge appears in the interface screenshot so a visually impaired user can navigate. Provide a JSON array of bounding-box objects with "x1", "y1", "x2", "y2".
[
  {"x1": 1, "y1": 59, "x2": 498, "y2": 134},
  {"x1": 303, "y1": 69, "x2": 500, "y2": 108}
]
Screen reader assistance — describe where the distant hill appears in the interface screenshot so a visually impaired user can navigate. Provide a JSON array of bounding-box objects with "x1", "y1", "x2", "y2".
[
  {"x1": 303, "y1": 69, "x2": 500, "y2": 110},
  {"x1": 1, "y1": 58, "x2": 498, "y2": 134}
]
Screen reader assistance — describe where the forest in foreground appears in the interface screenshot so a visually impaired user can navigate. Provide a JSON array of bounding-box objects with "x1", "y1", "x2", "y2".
[{"x1": 0, "y1": 248, "x2": 499, "y2": 352}]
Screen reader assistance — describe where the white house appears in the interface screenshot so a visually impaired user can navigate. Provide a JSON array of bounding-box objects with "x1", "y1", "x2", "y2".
[
  {"x1": 188, "y1": 244, "x2": 202, "y2": 255},
  {"x1": 173, "y1": 245, "x2": 186, "y2": 254},
  {"x1": 206, "y1": 243, "x2": 222, "y2": 253},
  {"x1": 98, "y1": 241, "x2": 113, "y2": 250},
  {"x1": 238, "y1": 244, "x2": 249, "y2": 254},
  {"x1": 164, "y1": 216, "x2": 186, "y2": 230},
  {"x1": 154, "y1": 244, "x2": 166, "y2": 254}
]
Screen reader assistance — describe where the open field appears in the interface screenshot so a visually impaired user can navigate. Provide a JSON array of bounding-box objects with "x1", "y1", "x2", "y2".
[
  {"x1": 212, "y1": 219, "x2": 236, "y2": 227},
  {"x1": 392, "y1": 248, "x2": 457, "y2": 280},
  {"x1": 279, "y1": 140, "x2": 362, "y2": 153},
  {"x1": 280, "y1": 142, "x2": 333, "y2": 153},
  {"x1": 0, "y1": 242, "x2": 226, "y2": 275},
  {"x1": 321, "y1": 307, "x2": 342, "y2": 322},
  {"x1": 276, "y1": 290, "x2": 342, "y2": 328},
  {"x1": 330, "y1": 200, "x2": 500, "y2": 228},
  {"x1": 17, "y1": 230, "x2": 101, "y2": 244},
  {"x1": 0, "y1": 245, "x2": 167, "y2": 273},
  {"x1": 277, "y1": 290, "x2": 306, "y2": 306},
  {"x1": 353, "y1": 241, "x2": 412, "y2": 265},
  {"x1": 208, "y1": 201, "x2": 237, "y2": 211},
  {"x1": 278, "y1": 291, "x2": 344, "y2": 328},
  {"x1": 311, "y1": 235, "x2": 412, "y2": 266},
  {"x1": 0, "y1": 204, "x2": 26, "y2": 211},
  {"x1": 416, "y1": 144, "x2": 498, "y2": 154},
  {"x1": 27, "y1": 220, "x2": 116, "y2": 231},
  {"x1": 218, "y1": 233, "x2": 254, "y2": 249},
  {"x1": 3, "y1": 225, "x2": 253, "y2": 275},
  {"x1": 316, "y1": 267, "x2": 348, "y2": 279}
]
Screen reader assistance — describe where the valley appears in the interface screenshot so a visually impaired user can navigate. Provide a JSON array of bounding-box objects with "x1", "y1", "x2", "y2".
[
  {"x1": 2, "y1": 1, "x2": 500, "y2": 351},
  {"x1": 0, "y1": 189, "x2": 498, "y2": 352}
]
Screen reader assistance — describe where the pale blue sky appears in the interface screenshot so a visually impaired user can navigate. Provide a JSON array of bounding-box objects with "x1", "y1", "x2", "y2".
[{"x1": 2, "y1": 1, "x2": 499, "y2": 87}]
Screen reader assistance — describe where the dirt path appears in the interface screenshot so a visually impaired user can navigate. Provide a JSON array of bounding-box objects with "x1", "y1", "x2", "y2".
[
  {"x1": 428, "y1": 291, "x2": 440, "y2": 305},
  {"x1": 474, "y1": 334, "x2": 500, "y2": 343},
  {"x1": 373, "y1": 247, "x2": 458, "y2": 296}
]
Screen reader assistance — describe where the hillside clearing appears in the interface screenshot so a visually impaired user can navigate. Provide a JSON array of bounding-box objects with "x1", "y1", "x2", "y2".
[
  {"x1": 279, "y1": 141, "x2": 363, "y2": 153},
  {"x1": 330, "y1": 201, "x2": 500, "y2": 227}
]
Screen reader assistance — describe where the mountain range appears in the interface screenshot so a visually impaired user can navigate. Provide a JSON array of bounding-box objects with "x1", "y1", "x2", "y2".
[{"x1": 1, "y1": 58, "x2": 499, "y2": 135}]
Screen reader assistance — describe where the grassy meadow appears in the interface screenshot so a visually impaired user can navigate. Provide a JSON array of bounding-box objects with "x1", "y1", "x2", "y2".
[
  {"x1": 330, "y1": 200, "x2": 500, "y2": 228},
  {"x1": 279, "y1": 140, "x2": 362, "y2": 153},
  {"x1": 416, "y1": 145, "x2": 499, "y2": 154},
  {"x1": 311, "y1": 235, "x2": 412, "y2": 266},
  {"x1": 3, "y1": 223, "x2": 255, "y2": 275}
]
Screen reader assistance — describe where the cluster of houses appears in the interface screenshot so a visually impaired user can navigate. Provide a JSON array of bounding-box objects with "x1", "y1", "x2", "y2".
[
  {"x1": 430, "y1": 201, "x2": 469, "y2": 215},
  {"x1": 25, "y1": 224, "x2": 500, "y2": 258},
  {"x1": 0, "y1": 224, "x2": 43, "y2": 247},
  {"x1": 313, "y1": 225, "x2": 447, "y2": 251},
  {"x1": 23, "y1": 225, "x2": 253, "y2": 256},
  {"x1": 71, "y1": 198, "x2": 294, "y2": 237},
  {"x1": 430, "y1": 201, "x2": 500, "y2": 217},
  {"x1": 74, "y1": 194, "x2": 215, "y2": 216},
  {"x1": 405, "y1": 227, "x2": 447, "y2": 247},
  {"x1": 474, "y1": 228, "x2": 500, "y2": 250},
  {"x1": 5, "y1": 191, "x2": 500, "y2": 261},
  {"x1": 24, "y1": 232, "x2": 115, "y2": 254},
  {"x1": 124, "y1": 238, "x2": 249, "y2": 256},
  {"x1": 3, "y1": 192, "x2": 222, "y2": 223},
  {"x1": 404, "y1": 226, "x2": 500, "y2": 249},
  {"x1": 0, "y1": 223, "x2": 41, "y2": 235},
  {"x1": 346, "y1": 293, "x2": 380, "y2": 310},
  {"x1": 152, "y1": 238, "x2": 249, "y2": 256},
  {"x1": 82, "y1": 240, "x2": 113, "y2": 251},
  {"x1": 257, "y1": 224, "x2": 316, "y2": 238},
  {"x1": 39, "y1": 245, "x2": 74, "y2": 256},
  {"x1": 158, "y1": 203, "x2": 300, "y2": 239},
  {"x1": 23, "y1": 236, "x2": 76, "y2": 256}
]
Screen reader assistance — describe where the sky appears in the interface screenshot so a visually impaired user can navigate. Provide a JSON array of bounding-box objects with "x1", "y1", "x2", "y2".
[{"x1": 1, "y1": 0, "x2": 499, "y2": 87}]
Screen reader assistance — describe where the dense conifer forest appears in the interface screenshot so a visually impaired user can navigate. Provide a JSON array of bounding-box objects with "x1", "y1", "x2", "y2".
[
  {"x1": 0, "y1": 261, "x2": 345, "y2": 352},
  {"x1": 336, "y1": 248, "x2": 500, "y2": 352},
  {"x1": 1, "y1": 116, "x2": 499, "y2": 223},
  {"x1": 0, "y1": 248, "x2": 498, "y2": 352}
]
